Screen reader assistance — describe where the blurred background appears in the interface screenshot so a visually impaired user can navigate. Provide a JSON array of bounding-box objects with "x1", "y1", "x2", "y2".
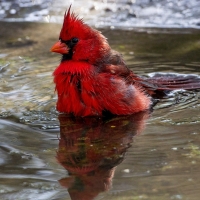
[{"x1": 1, "y1": 0, "x2": 200, "y2": 28}]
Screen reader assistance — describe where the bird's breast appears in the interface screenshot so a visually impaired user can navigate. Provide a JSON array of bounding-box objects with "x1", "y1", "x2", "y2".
[{"x1": 54, "y1": 65, "x2": 151, "y2": 116}]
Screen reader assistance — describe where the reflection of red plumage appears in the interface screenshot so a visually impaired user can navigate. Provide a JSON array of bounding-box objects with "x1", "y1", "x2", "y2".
[
  {"x1": 51, "y1": 6, "x2": 200, "y2": 117},
  {"x1": 57, "y1": 112, "x2": 149, "y2": 200}
]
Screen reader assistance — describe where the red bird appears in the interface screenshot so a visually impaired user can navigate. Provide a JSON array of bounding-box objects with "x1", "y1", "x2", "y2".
[{"x1": 51, "y1": 6, "x2": 200, "y2": 117}]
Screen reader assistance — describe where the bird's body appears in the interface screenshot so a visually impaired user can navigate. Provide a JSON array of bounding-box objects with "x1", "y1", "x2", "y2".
[{"x1": 51, "y1": 7, "x2": 200, "y2": 117}]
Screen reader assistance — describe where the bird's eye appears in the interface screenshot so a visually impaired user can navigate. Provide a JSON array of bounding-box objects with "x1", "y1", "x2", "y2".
[{"x1": 71, "y1": 37, "x2": 79, "y2": 44}]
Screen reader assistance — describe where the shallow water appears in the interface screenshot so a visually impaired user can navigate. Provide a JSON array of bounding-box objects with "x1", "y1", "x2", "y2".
[{"x1": 0, "y1": 22, "x2": 200, "y2": 200}]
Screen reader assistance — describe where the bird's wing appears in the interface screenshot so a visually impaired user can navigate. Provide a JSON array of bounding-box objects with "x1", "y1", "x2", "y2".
[
  {"x1": 100, "y1": 64, "x2": 200, "y2": 96},
  {"x1": 99, "y1": 50, "x2": 200, "y2": 96},
  {"x1": 99, "y1": 49, "x2": 137, "y2": 79}
]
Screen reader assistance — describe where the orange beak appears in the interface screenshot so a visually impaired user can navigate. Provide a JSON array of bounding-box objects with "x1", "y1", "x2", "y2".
[{"x1": 50, "y1": 41, "x2": 69, "y2": 54}]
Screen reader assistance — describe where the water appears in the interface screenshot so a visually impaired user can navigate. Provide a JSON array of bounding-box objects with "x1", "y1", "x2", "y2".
[
  {"x1": 0, "y1": 6, "x2": 200, "y2": 200},
  {"x1": 1, "y1": 0, "x2": 200, "y2": 28}
]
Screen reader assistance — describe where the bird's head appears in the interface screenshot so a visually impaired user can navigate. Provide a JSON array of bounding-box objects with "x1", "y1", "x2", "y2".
[{"x1": 51, "y1": 6, "x2": 110, "y2": 64}]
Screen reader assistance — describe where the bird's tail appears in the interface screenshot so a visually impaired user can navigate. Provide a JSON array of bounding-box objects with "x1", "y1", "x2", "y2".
[{"x1": 137, "y1": 73, "x2": 200, "y2": 97}]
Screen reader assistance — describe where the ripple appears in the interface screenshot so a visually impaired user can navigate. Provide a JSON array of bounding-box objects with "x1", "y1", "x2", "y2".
[
  {"x1": 0, "y1": 119, "x2": 63, "y2": 199},
  {"x1": 1, "y1": 0, "x2": 200, "y2": 28},
  {"x1": 0, "y1": 19, "x2": 200, "y2": 200}
]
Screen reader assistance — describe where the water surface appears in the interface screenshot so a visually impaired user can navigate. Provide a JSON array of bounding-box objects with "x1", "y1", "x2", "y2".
[{"x1": 0, "y1": 22, "x2": 200, "y2": 200}]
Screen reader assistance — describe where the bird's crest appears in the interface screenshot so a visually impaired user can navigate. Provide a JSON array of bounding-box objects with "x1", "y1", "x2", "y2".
[{"x1": 59, "y1": 6, "x2": 96, "y2": 41}]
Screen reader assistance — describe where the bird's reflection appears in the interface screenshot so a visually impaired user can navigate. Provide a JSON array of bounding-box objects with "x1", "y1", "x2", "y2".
[{"x1": 57, "y1": 112, "x2": 149, "y2": 200}]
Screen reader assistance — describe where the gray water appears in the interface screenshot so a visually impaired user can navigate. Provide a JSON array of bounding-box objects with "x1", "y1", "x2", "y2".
[{"x1": 0, "y1": 1, "x2": 200, "y2": 200}]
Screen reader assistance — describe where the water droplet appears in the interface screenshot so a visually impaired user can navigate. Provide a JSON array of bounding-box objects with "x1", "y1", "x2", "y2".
[
  {"x1": 10, "y1": 9, "x2": 16, "y2": 14},
  {"x1": 123, "y1": 169, "x2": 130, "y2": 173},
  {"x1": 191, "y1": 160, "x2": 196, "y2": 164},
  {"x1": 191, "y1": 132, "x2": 198, "y2": 135},
  {"x1": 150, "y1": 148, "x2": 157, "y2": 151},
  {"x1": 44, "y1": 15, "x2": 50, "y2": 22},
  {"x1": 171, "y1": 194, "x2": 183, "y2": 199}
]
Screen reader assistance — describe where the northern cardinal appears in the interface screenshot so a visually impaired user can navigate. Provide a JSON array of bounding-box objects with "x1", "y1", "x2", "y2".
[{"x1": 51, "y1": 6, "x2": 200, "y2": 117}]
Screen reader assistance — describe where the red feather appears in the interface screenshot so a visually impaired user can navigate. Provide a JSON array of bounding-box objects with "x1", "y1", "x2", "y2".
[{"x1": 51, "y1": 7, "x2": 200, "y2": 117}]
